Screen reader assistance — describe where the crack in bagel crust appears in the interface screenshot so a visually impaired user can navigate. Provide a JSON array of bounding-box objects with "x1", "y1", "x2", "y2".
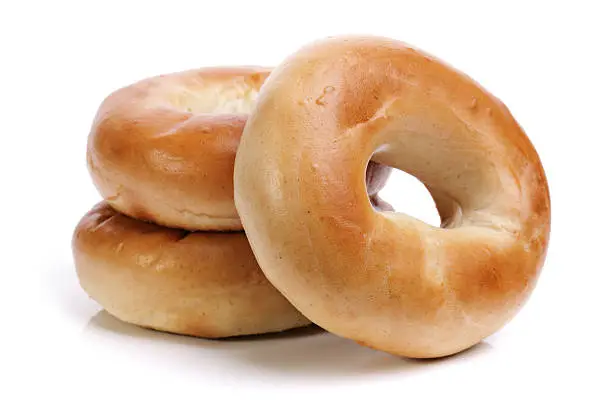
[{"x1": 234, "y1": 36, "x2": 551, "y2": 358}]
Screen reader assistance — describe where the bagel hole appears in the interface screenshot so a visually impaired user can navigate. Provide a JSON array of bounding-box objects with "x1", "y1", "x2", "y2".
[{"x1": 375, "y1": 169, "x2": 441, "y2": 227}]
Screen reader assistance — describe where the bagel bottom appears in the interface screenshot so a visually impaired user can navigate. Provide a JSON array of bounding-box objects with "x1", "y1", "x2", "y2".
[{"x1": 72, "y1": 202, "x2": 311, "y2": 337}]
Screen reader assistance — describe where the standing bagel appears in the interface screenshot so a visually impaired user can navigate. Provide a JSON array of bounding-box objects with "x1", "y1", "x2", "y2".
[{"x1": 234, "y1": 37, "x2": 551, "y2": 358}]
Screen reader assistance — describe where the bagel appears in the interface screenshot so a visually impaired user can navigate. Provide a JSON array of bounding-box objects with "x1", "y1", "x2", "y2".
[
  {"x1": 87, "y1": 67, "x2": 270, "y2": 231},
  {"x1": 234, "y1": 36, "x2": 551, "y2": 358},
  {"x1": 72, "y1": 202, "x2": 311, "y2": 337}
]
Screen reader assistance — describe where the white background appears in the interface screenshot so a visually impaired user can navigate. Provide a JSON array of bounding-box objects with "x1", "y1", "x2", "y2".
[{"x1": 2, "y1": 1, "x2": 611, "y2": 406}]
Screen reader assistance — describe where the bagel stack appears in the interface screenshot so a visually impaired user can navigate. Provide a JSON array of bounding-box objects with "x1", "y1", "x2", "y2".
[{"x1": 73, "y1": 67, "x2": 391, "y2": 338}]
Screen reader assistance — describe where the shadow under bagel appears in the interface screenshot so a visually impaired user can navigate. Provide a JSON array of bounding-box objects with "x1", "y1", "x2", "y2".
[{"x1": 84, "y1": 310, "x2": 494, "y2": 380}]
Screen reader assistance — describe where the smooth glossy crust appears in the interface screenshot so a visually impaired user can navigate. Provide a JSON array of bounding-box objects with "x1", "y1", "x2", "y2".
[
  {"x1": 72, "y1": 202, "x2": 311, "y2": 337},
  {"x1": 88, "y1": 67, "x2": 270, "y2": 231},
  {"x1": 234, "y1": 36, "x2": 551, "y2": 358}
]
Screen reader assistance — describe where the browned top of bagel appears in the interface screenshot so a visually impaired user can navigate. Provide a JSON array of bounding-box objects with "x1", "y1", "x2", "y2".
[{"x1": 87, "y1": 67, "x2": 270, "y2": 231}]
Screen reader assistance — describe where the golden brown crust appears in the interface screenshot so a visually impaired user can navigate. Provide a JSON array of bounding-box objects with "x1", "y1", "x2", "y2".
[
  {"x1": 88, "y1": 67, "x2": 271, "y2": 231},
  {"x1": 72, "y1": 202, "x2": 311, "y2": 337},
  {"x1": 234, "y1": 36, "x2": 551, "y2": 358},
  {"x1": 87, "y1": 67, "x2": 390, "y2": 230}
]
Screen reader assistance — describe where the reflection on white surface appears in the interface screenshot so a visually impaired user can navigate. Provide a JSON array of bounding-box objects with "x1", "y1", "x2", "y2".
[
  {"x1": 82, "y1": 310, "x2": 493, "y2": 382},
  {"x1": 39, "y1": 260, "x2": 493, "y2": 386}
]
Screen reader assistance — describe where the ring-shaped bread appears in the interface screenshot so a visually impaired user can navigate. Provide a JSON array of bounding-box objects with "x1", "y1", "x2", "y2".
[
  {"x1": 234, "y1": 37, "x2": 551, "y2": 358},
  {"x1": 73, "y1": 202, "x2": 311, "y2": 337},
  {"x1": 87, "y1": 67, "x2": 270, "y2": 231}
]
